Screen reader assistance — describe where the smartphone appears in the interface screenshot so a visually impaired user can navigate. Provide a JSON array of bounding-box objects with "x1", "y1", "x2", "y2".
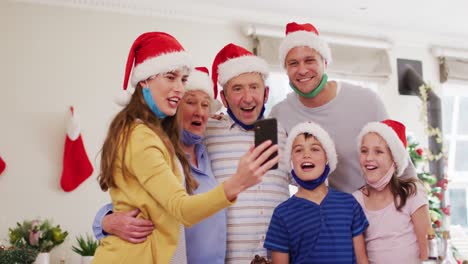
[{"x1": 254, "y1": 118, "x2": 278, "y2": 170}]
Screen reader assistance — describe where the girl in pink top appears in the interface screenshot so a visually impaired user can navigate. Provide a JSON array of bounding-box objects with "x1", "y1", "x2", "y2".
[{"x1": 352, "y1": 119, "x2": 431, "y2": 264}]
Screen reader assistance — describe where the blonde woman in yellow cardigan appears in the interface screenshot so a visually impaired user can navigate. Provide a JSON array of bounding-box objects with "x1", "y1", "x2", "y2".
[{"x1": 93, "y1": 32, "x2": 279, "y2": 264}]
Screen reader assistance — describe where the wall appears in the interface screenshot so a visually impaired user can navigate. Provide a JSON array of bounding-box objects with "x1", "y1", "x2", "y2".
[
  {"x1": 0, "y1": 1, "x2": 461, "y2": 263},
  {"x1": 0, "y1": 2, "x2": 248, "y2": 263}
]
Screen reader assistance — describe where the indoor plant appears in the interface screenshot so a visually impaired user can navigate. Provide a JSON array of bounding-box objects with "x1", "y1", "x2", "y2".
[
  {"x1": 0, "y1": 245, "x2": 38, "y2": 264},
  {"x1": 72, "y1": 234, "x2": 98, "y2": 264},
  {"x1": 8, "y1": 219, "x2": 68, "y2": 264}
]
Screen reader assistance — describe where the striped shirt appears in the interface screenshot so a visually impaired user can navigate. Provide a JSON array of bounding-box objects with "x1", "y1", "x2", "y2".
[
  {"x1": 264, "y1": 188, "x2": 369, "y2": 264},
  {"x1": 204, "y1": 116, "x2": 290, "y2": 264}
]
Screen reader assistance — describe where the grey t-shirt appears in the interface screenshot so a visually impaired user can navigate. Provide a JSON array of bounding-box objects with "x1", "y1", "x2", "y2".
[{"x1": 270, "y1": 81, "x2": 415, "y2": 193}]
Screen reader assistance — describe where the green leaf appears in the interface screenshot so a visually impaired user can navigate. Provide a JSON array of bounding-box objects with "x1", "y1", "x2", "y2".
[{"x1": 71, "y1": 234, "x2": 99, "y2": 256}]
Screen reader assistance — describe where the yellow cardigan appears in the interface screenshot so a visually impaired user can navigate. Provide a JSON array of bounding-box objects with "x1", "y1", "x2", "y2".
[{"x1": 93, "y1": 124, "x2": 233, "y2": 263}]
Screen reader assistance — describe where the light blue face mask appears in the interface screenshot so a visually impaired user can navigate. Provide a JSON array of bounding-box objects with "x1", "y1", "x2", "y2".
[
  {"x1": 181, "y1": 129, "x2": 203, "y2": 146},
  {"x1": 142, "y1": 87, "x2": 167, "y2": 119}
]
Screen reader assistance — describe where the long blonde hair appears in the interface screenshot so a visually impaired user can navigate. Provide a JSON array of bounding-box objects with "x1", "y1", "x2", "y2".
[{"x1": 98, "y1": 84, "x2": 196, "y2": 194}]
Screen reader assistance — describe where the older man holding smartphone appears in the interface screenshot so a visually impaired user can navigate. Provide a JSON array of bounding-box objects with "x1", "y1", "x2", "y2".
[{"x1": 204, "y1": 43, "x2": 290, "y2": 263}]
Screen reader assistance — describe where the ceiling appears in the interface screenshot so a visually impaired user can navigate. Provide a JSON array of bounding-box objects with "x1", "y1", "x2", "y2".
[{"x1": 17, "y1": 0, "x2": 468, "y2": 41}]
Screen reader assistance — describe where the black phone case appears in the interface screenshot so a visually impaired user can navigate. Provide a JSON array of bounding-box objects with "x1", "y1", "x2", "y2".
[{"x1": 254, "y1": 118, "x2": 278, "y2": 170}]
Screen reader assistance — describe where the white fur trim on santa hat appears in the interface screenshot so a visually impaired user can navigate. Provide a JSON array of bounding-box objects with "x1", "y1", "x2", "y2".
[
  {"x1": 186, "y1": 70, "x2": 214, "y2": 98},
  {"x1": 186, "y1": 70, "x2": 222, "y2": 113},
  {"x1": 279, "y1": 31, "x2": 332, "y2": 68},
  {"x1": 357, "y1": 122, "x2": 409, "y2": 177},
  {"x1": 285, "y1": 122, "x2": 337, "y2": 173},
  {"x1": 217, "y1": 55, "x2": 269, "y2": 87},
  {"x1": 67, "y1": 110, "x2": 80, "y2": 141},
  {"x1": 130, "y1": 51, "x2": 192, "y2": 88}
]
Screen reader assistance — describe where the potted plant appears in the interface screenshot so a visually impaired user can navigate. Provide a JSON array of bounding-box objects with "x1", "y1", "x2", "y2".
[
  {"x1": 72, "y1": 234, "x2": 98, "y2": 264},
  {"x1": 0, "y1": 245, "x2": 38, "y2": 264},
  {"x1": 8, "y1": 219, "x2": 68, "y2": 264}
]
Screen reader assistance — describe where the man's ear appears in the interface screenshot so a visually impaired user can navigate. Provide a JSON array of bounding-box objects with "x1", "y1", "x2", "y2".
[
  {"x1": 220, "y1": 90, "x2": 229, "y2": 108},
  {"x1": 321, "y1": 55, "x2": 328, "y2": 69},
  {"x1": 264, "y1": 86, "x2": 270, "y2": 104}
]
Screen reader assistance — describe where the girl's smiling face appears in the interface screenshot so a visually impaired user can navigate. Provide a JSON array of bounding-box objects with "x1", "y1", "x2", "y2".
[{"x1": 359, "y1": 132, "x2": 395, "y2": 184}]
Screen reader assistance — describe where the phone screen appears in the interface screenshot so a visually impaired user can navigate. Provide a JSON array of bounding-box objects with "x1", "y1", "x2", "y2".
[{"x1": 254, "y1": 118, "x2": 278, "y2": 170}]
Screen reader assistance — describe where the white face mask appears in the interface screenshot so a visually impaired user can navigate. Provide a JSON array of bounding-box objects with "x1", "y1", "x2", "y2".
[{"x1": 366, "y1": 163, "x2": 396, "y2": 191}]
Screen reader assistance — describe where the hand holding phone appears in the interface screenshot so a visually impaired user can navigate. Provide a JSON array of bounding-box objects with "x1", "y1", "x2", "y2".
[{"x1": 254, "y1": 118, "x2": 278, "y2": 170}]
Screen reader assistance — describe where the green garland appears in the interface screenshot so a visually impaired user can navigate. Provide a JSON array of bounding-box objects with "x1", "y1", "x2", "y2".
[
  {"x1": 407, "y1": 136, "x2": 444, "y2": 228},
  {"x1": 418, "y1": 84, "x2": 445, "y2": 161}
]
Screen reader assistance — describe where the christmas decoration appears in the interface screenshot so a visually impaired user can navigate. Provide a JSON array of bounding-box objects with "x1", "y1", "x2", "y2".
[
  {"x1": 60, "y1": 106, "x2": 94, "y2": 192},
  {"x1": 407, "y1": 136, "x2": 464, "y2": 262},
  {"x1": 418, "y1": 84, "x2": 444, "y2": 161},
  {"x1": 0, "y1": 155, "x2": 5, "y2": 175},
  {"x1": 407, "y1": 135, "x2": 445, "y2": 228}
]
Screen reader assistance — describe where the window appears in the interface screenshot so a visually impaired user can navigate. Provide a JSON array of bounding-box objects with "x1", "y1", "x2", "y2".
[
  {"x1": 442, "y1": 83, "x2": 468, "y2": 258},
  {"x1": 443, "y1": 83, "x2": 468, "y2": 201}
]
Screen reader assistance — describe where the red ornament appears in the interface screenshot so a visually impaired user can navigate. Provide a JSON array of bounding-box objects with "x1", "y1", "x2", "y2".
[
  {"x1": 442, "y1": 206, "x2": 451, "y2": 216},
  {"x1": 434, "y1": 192, "x2": 443, "y2": 201},
  {"x1": 437, "y1": 178, "x2": 448, "y2": 190},
  {"x1": 434, "y1": 220, "x2": 441, "y2": 228},
  {"x1": 416, "y1": 148, "x2": 424, "y2": 156}
]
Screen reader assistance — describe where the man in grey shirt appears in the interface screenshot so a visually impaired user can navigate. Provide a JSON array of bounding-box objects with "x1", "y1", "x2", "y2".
[{"x1": 270, "y1": 21, "x2": 415, "y2": 193}]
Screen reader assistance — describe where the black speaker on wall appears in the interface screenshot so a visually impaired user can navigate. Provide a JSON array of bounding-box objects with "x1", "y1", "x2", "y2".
[{"x1": 397, "y1": 58, "x2": 423, "y2": 96}]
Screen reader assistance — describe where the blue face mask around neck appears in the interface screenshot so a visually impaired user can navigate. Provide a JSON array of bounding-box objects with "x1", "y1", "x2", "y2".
[
  {"x1": 181, "y1": 129, "x2": 203, "y2": 146},
  {"x1": 226, "y1": 105, "x2": 266, "y2": 131},
  {"x1": 291, "y1": 164, "x2": 331, "y2": 190},
  {"x1": 142, "y1": 87, "x2": 167, "y2": 119}
]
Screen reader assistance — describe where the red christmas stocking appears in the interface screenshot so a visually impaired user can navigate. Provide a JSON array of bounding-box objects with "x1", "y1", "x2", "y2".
[
  {"x1": 60, "y1": 106, "x2": 94, "y2": 192},
  {"x1": 0, "y1": 155, "x2": 6, "y2": 175}
]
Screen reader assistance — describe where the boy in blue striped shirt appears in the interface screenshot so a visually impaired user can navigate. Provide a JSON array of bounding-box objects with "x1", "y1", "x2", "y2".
[{"x1": 264, "y1": 122, "x2": 369, "y2": 264}]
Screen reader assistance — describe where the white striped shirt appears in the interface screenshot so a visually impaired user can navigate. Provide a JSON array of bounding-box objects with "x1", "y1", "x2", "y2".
[{"x1": 204, "y1": 117, "x2": 290, "y2": 264}]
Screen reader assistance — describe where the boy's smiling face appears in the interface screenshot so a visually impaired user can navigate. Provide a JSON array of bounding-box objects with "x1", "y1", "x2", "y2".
[{"x1": 291, "y1": 133, "x2": 327, "y2": 181}]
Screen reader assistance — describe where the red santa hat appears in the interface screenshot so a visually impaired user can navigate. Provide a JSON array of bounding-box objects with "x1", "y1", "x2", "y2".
[
  {"x1": 0, "y1": 155, "x2": 6, "y2": 175},
  {"x1": 285, "y1": 121, "x2": 338, "y2": 173},
  {"x1": 186, "y1": 66, "x2": 222, "y2": 113},
  {"x1": 60, "y1": 106, "x2": 94, "y2": 192},
  {"x1": 357, "y1": 119, "x2": 409, "y2": 177},
  {"x1": 116, "y1": 32, "x2": 192, "y2": 106},
  {"x1": 279, "y1": 22, "x2": 332, "y2": 68},
  {"x1": 211, "y1": 43, "x2": 269, "y2": 95}
]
